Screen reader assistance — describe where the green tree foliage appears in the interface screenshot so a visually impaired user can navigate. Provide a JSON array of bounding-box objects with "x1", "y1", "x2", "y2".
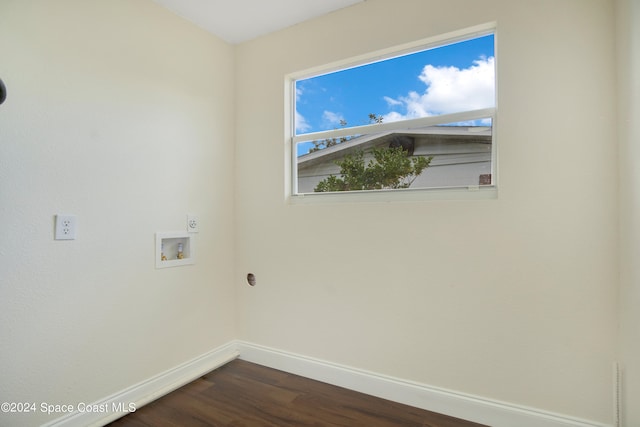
[
  {"x1": 368, "y1": 113, "x2": 383, "y2": 124},
  {"x1": 308, "y1": 119, "x2": 349, "y2": 153},
  {"x1": 314, "y1": 147, "x2": 432, "y2": 192}
]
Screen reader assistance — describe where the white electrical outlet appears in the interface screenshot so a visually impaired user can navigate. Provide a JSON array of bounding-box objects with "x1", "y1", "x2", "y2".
[
  {"x1": 55, "y1": 214, "x2": 77, "y2": 240},
  {"x1": 187, "y1": 215, "x2": 199, "y2": 233}
]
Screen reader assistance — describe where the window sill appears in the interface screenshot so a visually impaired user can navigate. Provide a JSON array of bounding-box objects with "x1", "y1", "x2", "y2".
[{"x1": 288, "y1": 185, "x2": 497, "y2": 205}]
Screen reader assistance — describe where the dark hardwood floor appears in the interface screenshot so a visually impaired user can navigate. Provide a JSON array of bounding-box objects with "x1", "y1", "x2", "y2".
[{"x1": 107, "y1": 359, "x2": 488, "y2": 427}]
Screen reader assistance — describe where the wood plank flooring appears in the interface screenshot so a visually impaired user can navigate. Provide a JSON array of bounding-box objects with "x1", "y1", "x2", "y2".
[{"x1": 107, "y1": 359, "x2": 488, "y2": 427}]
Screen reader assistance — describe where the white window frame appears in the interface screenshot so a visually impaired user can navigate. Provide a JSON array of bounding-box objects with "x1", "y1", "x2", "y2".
[{"x1": 286, "y1": 23, "x2": 497, "y2": 203}]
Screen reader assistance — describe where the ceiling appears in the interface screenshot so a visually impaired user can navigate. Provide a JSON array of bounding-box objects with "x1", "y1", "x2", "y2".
[{"x1": 152, "y1": 0, "x2": 364, "y2": 44}]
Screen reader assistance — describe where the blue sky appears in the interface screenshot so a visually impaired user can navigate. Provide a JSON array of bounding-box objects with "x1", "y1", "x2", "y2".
[{"x1": 295, "y1": 34, "x2": 495, "y2": 142}]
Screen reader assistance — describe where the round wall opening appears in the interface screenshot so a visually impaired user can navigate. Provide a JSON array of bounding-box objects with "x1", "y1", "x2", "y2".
[
  {"x1": 0, "y1": 78, "x2": 6, "y2": 105},
  {"x1": 246, "y1": 273, "x2": 256, "y2": 286}
]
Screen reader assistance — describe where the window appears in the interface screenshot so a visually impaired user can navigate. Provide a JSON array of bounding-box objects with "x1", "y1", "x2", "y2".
[{"x1": 290, "y1": 25, "x2": 496, "y2": 197}]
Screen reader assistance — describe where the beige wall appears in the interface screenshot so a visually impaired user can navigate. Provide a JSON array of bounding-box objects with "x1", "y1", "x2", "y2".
[
  {"x1": 235, "y1": 0, "x2": 618, "y2": 423},
  {"x1": 0, "y1": 1, "x2": 236, "y2": 425},
  {"x1": 617, "y1": 0, "x2": 640, "y2": 425},
  {"x1": 1, "y1": 0, "x2": 632, "y2": 426}
]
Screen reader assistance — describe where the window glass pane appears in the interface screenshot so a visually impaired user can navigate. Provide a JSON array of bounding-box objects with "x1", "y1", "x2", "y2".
[
  {"x1": 295, "y1": 34, "x2": 495, "y2": 136},
  {"x1": 296, "y1": 119, "x2": 493, "y2": 193}
]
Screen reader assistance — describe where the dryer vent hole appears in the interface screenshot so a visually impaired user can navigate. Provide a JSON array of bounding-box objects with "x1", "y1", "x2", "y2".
[{"x1": 247, "y1": 273, "x2": 256, "y2": 286}]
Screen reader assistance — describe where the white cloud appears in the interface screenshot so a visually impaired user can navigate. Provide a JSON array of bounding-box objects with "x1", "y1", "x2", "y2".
[
  {"x1": 383, "y1": 57, "x2": 495, "y2": 122},
  {"x1": 384, "y1": 96, "x2": 403, "y2": 107},
  {"x1": 382, "y1": 111, "x2": 409, "y2": 123},
  {"x1": 294, "y1": 85, "x2": 312, "y2": 133},
  {"x1": 322, "y1": 110, "x2": 345, "y2": 127},
  {"x1": 296, "y1": 111, "x2": 311, "y2": 133}
]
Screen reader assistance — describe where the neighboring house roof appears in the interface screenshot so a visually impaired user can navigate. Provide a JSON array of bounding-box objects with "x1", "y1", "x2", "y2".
[
  {"x1": 296, "y1": 126, "x2": 493, "y2": 193},
  {"x1": 298, "y1": 125, "x2": 491, "y2": 168}
]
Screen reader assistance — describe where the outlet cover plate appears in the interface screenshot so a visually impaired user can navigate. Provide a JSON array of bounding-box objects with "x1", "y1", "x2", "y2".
[
  {"x1": 187, "y1": 215, "x2": 199, "y2": 233},
  {"x1": 55, "y1": 214, "x2": 77, "y2": 240}
]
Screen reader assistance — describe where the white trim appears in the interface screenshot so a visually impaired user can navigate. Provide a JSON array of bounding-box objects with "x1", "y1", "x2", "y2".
[
  {"x1": 43, "y1": 340, "x2": 611, "y2": 427},
  {"x1": 236, "y1": 341, "x2": 611, "y2": 427},
  {"x1": 288, "y1": 184, "x2": 498, "y2": 204},
  {"x1": 287, "y1": 24, "x2": 497, "y2": 199},
  {"x1": 43, "y1": 342, "x2": 239, "y2": 427},
  {"x1": 613, "y1": 362, "x2": 621, "y2": 427}
]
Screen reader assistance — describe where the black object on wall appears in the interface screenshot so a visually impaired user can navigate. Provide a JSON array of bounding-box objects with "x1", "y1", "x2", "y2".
[{"x1": 0, "y1": 78, "x2": 6, "y2": 105}]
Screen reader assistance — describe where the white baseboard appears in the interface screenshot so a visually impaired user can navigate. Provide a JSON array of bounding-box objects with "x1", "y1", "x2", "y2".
[
  {"x1": 43, "y1": 342, "x2": 239, "y2": 427},
  {"x1": 236, "y1": 341, "x2": 611, "y2": 427},
  {"x1": 43, "y1": 340, "x2": 611, "y2": 427}
]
